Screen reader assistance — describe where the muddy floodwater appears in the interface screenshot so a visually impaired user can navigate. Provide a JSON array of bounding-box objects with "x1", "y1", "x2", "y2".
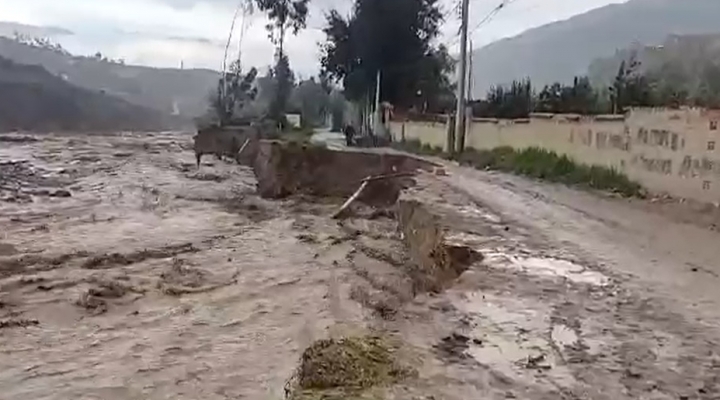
[{"x1": 1, "y1": 132, "x2": 719, "y2": 399}]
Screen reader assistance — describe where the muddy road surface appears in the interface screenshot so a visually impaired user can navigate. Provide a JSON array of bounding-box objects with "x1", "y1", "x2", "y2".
[{"x1": 0, "y1": 132, "x2": 719, "y2": 400}]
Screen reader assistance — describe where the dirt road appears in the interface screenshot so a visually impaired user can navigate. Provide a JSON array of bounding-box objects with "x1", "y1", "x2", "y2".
[
  {"x1": 418, "y1": 164, "x2": 720, "y2": 399},
  {"x1": 0, "y1": 132, "x2": 718, "y2": 399}
]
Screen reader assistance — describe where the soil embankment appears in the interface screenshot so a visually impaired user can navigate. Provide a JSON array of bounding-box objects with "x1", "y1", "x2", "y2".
[{"x1": 252, "y1": 140, "x2": 435, "y2": 204}]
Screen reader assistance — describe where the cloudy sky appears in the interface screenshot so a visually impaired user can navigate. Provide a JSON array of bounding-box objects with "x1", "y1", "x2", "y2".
[{"x1": 0, "y1": 0, "x2": 628, "y2": 76}]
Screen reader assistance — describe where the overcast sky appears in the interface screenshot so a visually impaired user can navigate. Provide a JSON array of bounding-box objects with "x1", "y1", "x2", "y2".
[{"x1": 0, "y1": 0, "x2": 629, "y2": 76}]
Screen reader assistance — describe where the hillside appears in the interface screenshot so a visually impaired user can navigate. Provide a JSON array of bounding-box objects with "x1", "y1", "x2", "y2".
[
  {"x1": 0, "y1": 33, "x2": 219, "y2": 118},
  {"x1": 470, "y1": 0, "x2": 720, "y2": 98},
  {"x1": 586, "y1": 33, "x2": 720, "y2": 107},
  {"x1": 588, "y1": 33, "x2": 720, "y2": 84},
  {"x1": 0, "y1": 56, "x2": 182, "y2": 132}
]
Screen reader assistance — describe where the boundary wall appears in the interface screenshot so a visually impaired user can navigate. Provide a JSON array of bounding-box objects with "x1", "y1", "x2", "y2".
[{"x1": 389, "y1": 108, "x2": 720, "y2": 202}]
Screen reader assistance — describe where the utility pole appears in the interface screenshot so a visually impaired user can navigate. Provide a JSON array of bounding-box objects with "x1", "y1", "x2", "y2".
[
  {"x1": 467, "y1": 39, "x2": 473, "y2": 102},
  {"x1": 374, "y1": 69, "x2": 381, "y2": 137},
  {"x1": 453, "y1": 0, "x2": 470, "y2": 155},
  {"x1": 464, "y1": 39, "x2": 473, "y2": 149}
]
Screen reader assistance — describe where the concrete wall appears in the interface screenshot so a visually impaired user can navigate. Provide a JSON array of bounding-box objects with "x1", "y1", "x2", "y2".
[
  {"x1": 390, "y1": 108, "x2": 720, "y2": 203},
  {"x1": 390, "y1": 119, "x2": 449, "y2": 150}
]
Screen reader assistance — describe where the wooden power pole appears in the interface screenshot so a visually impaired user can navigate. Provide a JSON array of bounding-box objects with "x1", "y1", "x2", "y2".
[
  {"x1": 453, "y1": 0, "x2": 470, "y2": 155},
  {"x1": 467, "y1": 39, "x2": 473, "y2": 102}
]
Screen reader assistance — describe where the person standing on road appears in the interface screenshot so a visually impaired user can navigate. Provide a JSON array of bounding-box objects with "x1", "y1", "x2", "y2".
[{"x1": 344, "y1": 124, "x2": 356, "y2": 146}]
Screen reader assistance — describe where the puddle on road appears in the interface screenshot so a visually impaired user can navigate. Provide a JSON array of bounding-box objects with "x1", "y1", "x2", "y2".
[
  {"x1": 449, "y1": 291, "x2": 577, "y2": 389},
  {"x1": 484, "y1": 253, "x2": 609, "y2": 286}
]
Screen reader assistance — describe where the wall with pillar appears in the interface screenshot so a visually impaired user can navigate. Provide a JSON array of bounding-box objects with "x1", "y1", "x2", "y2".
[{"x1": 390, "y1": 108, "x2": 720, "y2": 203}]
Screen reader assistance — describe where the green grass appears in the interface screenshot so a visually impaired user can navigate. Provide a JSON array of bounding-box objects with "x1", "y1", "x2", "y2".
[
  {"x1": 264, "y1": 125, "x2": 327, "y2": 148},
  {"x1": 394, "y1": 140, "x2": 645, "y2": 198}
]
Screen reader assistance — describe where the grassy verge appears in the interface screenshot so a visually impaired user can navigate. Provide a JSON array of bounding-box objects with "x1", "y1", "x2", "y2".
[
  {"x1": 393, "y1": 139, "x2": 644, "y2": 198},
  {"x1": 285, "y1": 125, "x2": 316, "y2": 142},
  {"x1": 264, "y1": 125, "x2": 327, "y2": 149},
  {"x1": 390, "y1": 138, "x2": 446, "y2": 157}
]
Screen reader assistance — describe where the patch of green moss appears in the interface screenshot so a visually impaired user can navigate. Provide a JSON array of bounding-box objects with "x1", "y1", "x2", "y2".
[{"x1": 287, "y1": 336, "x2": 414, "y2": 400}]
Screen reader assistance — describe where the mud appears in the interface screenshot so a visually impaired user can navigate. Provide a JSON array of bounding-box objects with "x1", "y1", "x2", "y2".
[
  {"x1": 396, "y1": 194, "x2": 481, "y2": 293},
  {"x1": 0, "y1": 318, "x2": 39, "y2": 329},
  {"x1": 1, "y1": 132, "x2": 720, "y2": 400},
  {"x1": 252, "y1": 140, "x2": 436, "y2": 206},
  {"x1": 193, "y1": 125, "x2": 255, "y2": 167},
  {"x1": 81, "y1": 243, "x2": 199, "y2": 270}
]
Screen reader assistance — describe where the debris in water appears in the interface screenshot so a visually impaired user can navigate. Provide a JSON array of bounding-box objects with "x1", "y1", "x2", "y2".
[
  {"x1": 296, "y1": 233, "x2": 318, "y2": 244},
  {"x1": 76, "y1": 290, "x2": 108, "y2": 315},
  {"x1": 160, "y1": 262, "x2": 208, "y2": 289},
  {"x1": 49, "y1": 189, "x2": 72, "y2": 198},
  {"x1": 157, "y1": 262, "x2": 238, "y2": 296},
  {"x1": 522, "y1": 354, "x2": 552, "y2": 370},
  {"x1": 551, "y1": 324, "x2": 579, "y2": 349},
  {"x1": 434, "y1": 332, "x2": 473, "y2": 361},
  {"x1": 286, "y1": 335, "x2": 414, "y2": 399},
  {"x1": 333, "y1": 172, "x2": 416, "y2": 219},
  {"x1": 0, "y1": 318, "x2": 39, "y2": 329},
  {"x1": 82, "y1": 243, "x2": 198, "y2": 269}
]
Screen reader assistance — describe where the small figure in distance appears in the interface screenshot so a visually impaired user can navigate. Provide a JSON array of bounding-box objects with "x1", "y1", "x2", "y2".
[{"x1": 343, "y1": 124, "x2": 356, "y2": 147}]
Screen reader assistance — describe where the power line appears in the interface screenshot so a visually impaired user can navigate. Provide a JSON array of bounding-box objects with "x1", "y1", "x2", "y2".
[
  {"x1": 470, "y1": 0, "x2": 518, "y2": 36},
  {"x1": 313, "y1": 0, "x2": 521, "y2": 76},
  {"x1": 447, "y1": 0, "x2": 519, "y2": 48}
]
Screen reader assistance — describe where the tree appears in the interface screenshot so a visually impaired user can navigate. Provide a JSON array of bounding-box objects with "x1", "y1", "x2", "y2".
[
  {"x1": 319, "y1": 72, "x2": 333, "y2": 95},
  {"x1": 536, "y1": 76, "x2": 600, "y2": 114},
  {"x1": 473, "y1": 79, "x2": 532, "y2": 119},
  {"x1": 209, "y1": 60, "x2": 259, "y2": 125},
  {"x1": 609, "y1": 52, "x2": 654, "y2": 112},
  {"x1": 254, "y1": 0, "x2": 309, "y2": 59},
  {"x1": 329, "y1": 90, "x2": 346, "y2": 132},
  {"x1": 10, "y1": 32, "x2": 70, "y2": 56},
  {"x1": 268, "y1": 53, "x2": 295, "y2": 125},
  {"x1": 291, "y1": 77, "x2": 330, "y2": 128},
  {"x1": 695, "y1": 62, "x2": 720, "y2": 107},
  {"x1": 320, "y1": 0, "x2": 453, "y2": 113},
  {"x1": 252, "y1": 0, "x2": 309, "y2": 126}
]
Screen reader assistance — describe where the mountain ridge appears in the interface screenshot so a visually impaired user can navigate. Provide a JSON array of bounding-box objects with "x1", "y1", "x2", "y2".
[
  {"x1": 0, "y1": 56, "x2": 185, "y2": 132},
  {"x1": 0, "y1": 30, "x2": 219, "y2": 118},
  {"x1": 469, "y1": 0, "x2": 720, "y2": 98}
]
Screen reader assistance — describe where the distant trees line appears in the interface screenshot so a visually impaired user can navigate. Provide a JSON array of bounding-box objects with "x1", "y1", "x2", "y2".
[
  {"x1": 207, "y1": 59, "x2": 348, "y2": 130},
  {"x1": 471, "y1": 54, "x2": 720, "y2": 119},
  {"x1": 10, "y1": 32, "x2": 126, "y2": 65}
]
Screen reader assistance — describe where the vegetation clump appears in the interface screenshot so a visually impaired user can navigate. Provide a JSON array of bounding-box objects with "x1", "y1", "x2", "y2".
[
  {"x1": 459, "y1": 146, "x2": 645, "y2": 197},
  {"x1": 393, "y1": 140, "x2": 644, "y2": 198},
  {"x1": 287, "y1": 335, "x2": 414, "y2": 400}
]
